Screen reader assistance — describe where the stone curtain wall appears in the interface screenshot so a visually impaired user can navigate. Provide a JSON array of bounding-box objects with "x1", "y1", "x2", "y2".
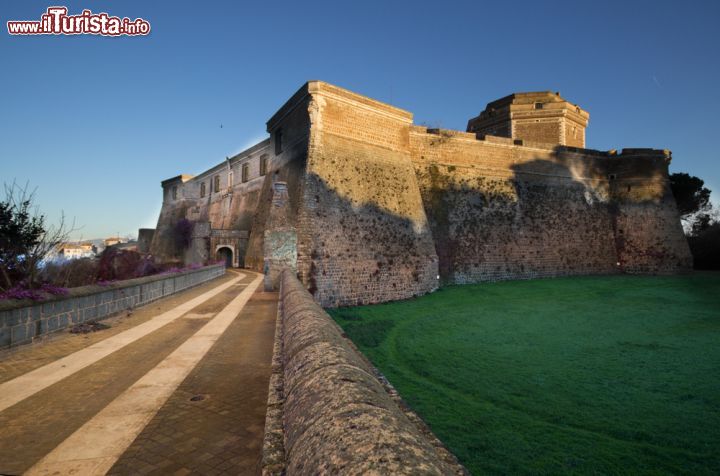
[
  {"x1": 409, "y1": 130, "x2": 619, "y2": 284},
  {"x1": 606, "y1": 150, "x2": 693, "y2": 273},
  {"x1": 408, "y1": 128, "x2": 691, "y2": 284},
  {"x1": 0, "y1": 264, "x2": 225, "y2": 348},
  {"x1": 261, "y1": 269, "x2": 464, "y2": 475}
]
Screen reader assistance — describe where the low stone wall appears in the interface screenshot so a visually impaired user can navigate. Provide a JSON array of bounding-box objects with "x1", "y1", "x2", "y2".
[
  {"x1": 262, "y1": 269, "x2": 466, "y2": 475},
  {"x1": 0, "y1": 264, "x2": 225, "y2": 348}
]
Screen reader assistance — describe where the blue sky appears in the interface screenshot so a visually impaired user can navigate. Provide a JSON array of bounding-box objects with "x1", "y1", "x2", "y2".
[{"x1": 1, "y1": 0, "x2": 719, "y2": 240}]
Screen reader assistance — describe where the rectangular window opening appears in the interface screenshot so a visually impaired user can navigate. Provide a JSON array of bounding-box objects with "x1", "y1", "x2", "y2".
[{"x1": 275, "y1": 129, "x2": 283, "y2": 155}]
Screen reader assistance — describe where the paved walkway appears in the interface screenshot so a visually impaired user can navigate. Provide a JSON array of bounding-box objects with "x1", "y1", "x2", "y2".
[{"x1": 0, "y1": 270, "x2": 277, "y2": 475}]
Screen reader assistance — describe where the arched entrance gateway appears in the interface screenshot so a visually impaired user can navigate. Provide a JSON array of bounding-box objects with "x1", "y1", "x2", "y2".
[{"x1": 216, "y1": 246, "x2": 233, "y2": 268}]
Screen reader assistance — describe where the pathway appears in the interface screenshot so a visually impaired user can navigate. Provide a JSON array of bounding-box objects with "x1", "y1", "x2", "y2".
[{"x1": 0, "y1": 270, "x2": 277, "y2": 476}]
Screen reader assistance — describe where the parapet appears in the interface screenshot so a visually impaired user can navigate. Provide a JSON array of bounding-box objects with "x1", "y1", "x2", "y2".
[
  {"x1": 266, "y1": 80, "x2": 413, "y2": 133},
  {"x1": 261, "y1": 270, "x2": 464, "y2": 474}
]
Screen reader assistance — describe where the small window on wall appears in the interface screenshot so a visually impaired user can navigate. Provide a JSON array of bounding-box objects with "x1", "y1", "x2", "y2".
[
  {"x1": 172, "y1": 186, "x2": 177, "y2": 200},
  {"x1": 214, "y1": 175, "x2": 220, "y2": 193},
  {"x1": 275, "y1": 128, "x2": 283, "y2": 155},
  {"x1": 200, "y1": 182, "x2": 206, "y2": 198},
  {"x1": 242, "y1": 163, "x2": 249, "y2": 183},
  {"x1": 228, "y1": 171, "x2": 233, "y2": 187},
  {"x1": 260, "y1": 155, "x2": 268, "y2": 176},
  {"x1": 534, "y1": 102, "x2": 544, "y2": 110}
]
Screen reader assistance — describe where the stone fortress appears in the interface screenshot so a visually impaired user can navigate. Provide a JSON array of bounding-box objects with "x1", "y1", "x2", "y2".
[{"x1": 147, "y1": 81, "x2": 692, "y2": 307}]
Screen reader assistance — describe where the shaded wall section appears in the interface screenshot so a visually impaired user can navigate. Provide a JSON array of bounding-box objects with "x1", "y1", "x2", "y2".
[
  {"x1": 606, "y1": 149, "x2": 693, "y2": 273},
  {"x1": 408, "y1": 129, "x2": 690, "y2": 284},
  {"x1": 296, "y1": 82, "x2": 438, "y2": 307}
]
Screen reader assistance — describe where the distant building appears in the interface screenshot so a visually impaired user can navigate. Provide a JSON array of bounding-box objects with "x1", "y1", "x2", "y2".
[
  {"x1": 104, "y1": 237, "x2": 126, "y2": 247},
  {"x1": 57, "y1": 243, "x2": 94, "y2": 260}
]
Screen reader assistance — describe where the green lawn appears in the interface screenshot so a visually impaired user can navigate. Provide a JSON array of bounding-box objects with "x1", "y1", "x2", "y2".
[{"x1": 329, "y1": 273, "x2": 720, "y2": 475}]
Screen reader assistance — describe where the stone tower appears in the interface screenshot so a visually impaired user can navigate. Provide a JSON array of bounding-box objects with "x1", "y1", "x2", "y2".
[{"x1": 466, "y1": 91, "x2": 589, "y2": 148}]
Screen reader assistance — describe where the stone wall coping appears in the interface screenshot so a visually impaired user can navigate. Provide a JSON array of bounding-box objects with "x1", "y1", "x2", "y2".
[{"x1": 261, "y1": 268, "x2": 466, "y2": 475}]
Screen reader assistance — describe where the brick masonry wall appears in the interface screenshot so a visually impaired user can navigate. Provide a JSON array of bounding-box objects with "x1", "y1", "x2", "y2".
[
  {"x1": 296, "y1": 84, "x2": 439, "y2": 307},
  {"x1": 260, "y1": 269, "x2": 464, "y2": 475},
  {"x1": 408, "y1": 128, "x2": 691, "y2": 284},
  {"x1": 513, "y1": 119, "x2": 564, "y2": 146},
  {"x1": 0, "y1": 264, "x2": 225, "y2": 348},
  {"x1": 606, "y1": 152, "x2": 693, "y2": 273}
]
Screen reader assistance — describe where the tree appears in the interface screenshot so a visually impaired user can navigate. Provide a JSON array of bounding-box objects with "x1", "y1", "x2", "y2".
[
  {"x1": 0, "y1": 182, "x2": 74, "y2": 291},
  {"x1": 669, "y1": 173, "x2": 712, "y2": 228}
]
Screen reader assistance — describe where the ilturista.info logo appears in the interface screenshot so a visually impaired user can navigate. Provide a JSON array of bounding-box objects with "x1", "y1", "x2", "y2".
[{"x1": 7, "y1": 6, "x2": 151, "y2": 36}]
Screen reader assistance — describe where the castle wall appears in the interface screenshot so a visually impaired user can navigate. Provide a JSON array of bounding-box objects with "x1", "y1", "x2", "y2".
[
  {"x1": 149, "y1": 141, "x2": 272, "y2": 265},
  {"x1": 409, "y1": 129, "x2": 620, "y2": 284},
  {"x1": 246, "y1": 90, "x2": 311, "y2": 272},
  {"x1": 606, "y1": 151, "x2": 693, "y2": 273},
  {"x1": 296, "y1": 82, "x2": 438, "y2": 307},
  {"x1": 149, "y1": 81, "x2": 691, "y2": 307}
]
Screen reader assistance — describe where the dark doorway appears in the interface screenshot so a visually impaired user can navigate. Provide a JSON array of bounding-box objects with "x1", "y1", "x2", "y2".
[{"x1": 216, "y1": 247, "x2": 233, "y2": 268}]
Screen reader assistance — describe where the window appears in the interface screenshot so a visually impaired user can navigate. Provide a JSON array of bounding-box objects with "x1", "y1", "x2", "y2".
[
  {"x1": 260, "y1": 154, "x2": 268, "y2": 176},
  {"x1": 172, "y1": 186, "x2": 177, "y2": 200},
  {"x1": 275, "y1": 128, "x2": 283, "y2": 155},
  {"x1": 534, "y1": 102, "x2": 544, "y2": 110},
  {"x1": 228, "y1": 171, "x2": 233, "y2": 187},
  {"x1": 242, "y1": 163, "x2": 249, "y2": 183},
  {"x1": 214, "y1": 175, "x2": 220, "y2": 193},
  {"x1": 200, "y1": 182, "x2": 206, "y2": 198}
]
